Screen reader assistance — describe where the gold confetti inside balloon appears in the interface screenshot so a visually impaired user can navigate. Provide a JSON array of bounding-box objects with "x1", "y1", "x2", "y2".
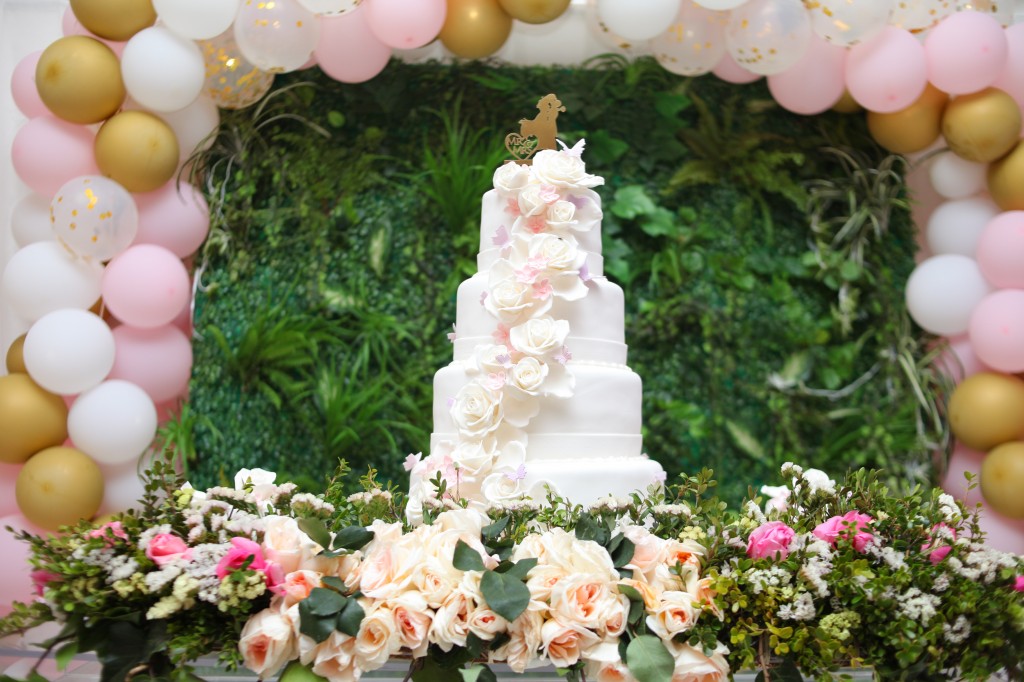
[
  {"x1": 199, "y1": 31, "x2": 276, "y2": 110},
  {"x1": 70, "y1": 0, "x2": 157, "y2": 41},
  {"x1": 651, "y1": 2, "x2": 728, "y2": 77},
  {"x1": 981, "y1": 441, "x2": 1024, "y2": 518},
  {"x1": 0, "y1": 374, "x2": 68, "y2": 465},
  {"x1": 35, "y1": 36, "x2": 126, "y2": 125},
  {"x1": 948, "y1": 372, "x2": 1024, "y2": 451},
  {"x1": 942, "y1": 87, "x2": 1022, "y2": 163},
  {"x1": 6, "y1": 334, "x2": 27, "y2": 374},
  {"x1": 868, "y1": 83, "x2": 948, "y2": 154},
  {"x1": 988, "y1": 140, "x2": 1024, "y2": 211},
  {"x1": 16, "y1": 446, "x2": 104, "y2": 531},
  {"x1": 50, "y1": 175, "x2": 139, "y2": 262},
  {"x1": 440, "y1": 0, "x2": 514, "y2": 59},
  {"x1": 95, "y1": 110, "x2": 180, "y2": 193},
  {"x1": 498, "y1": 0, "x2": 570, "y2": 24},
  {"x1": 890, "y1": 0, "x2": 954, "y2": 32}
]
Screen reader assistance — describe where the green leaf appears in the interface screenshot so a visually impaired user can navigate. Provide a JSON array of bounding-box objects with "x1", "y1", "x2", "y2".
[
  {"x1": 332, "y1": 526, "x2": 375, "y2": 552},
  {"x1": 297, "y1": 518, "x2": 333, "y2": 551},
  {"x1": 611, "y1": 186, "x2": 657, "y2": 220},
  {"x1": 299, "y1": 601, "x2": 338, "y2": 644},
  {"x1": 640, "y1": 208, "x2": 678, "y2": 238},
  {"x1": 321, "y1": 576, "x2": 346, "y2": 592},
  {"x1": 480, "y1": 569, "x2": 531, "y2": 622},
  {"x1": 618, "y1": 584, "x2": 643, "y2": 602},
  {"x1": 305, "y1": 587, "x2": 347, "y2": 616},
  {"x1": 625, "y1": 635, "x2": 675, "y2": 682},
  {"x1": 460, "y1": 665, "x2": 498, "y2": 682},
  {"x1": 574, "y1": 514, "x2": 610, "y2": 546},
  {"x1": 412, "y1": 658, "x2": 464, "y2": 682},
  {"x1": 501, "y1": 557, "x2": 538, "y2": 581},
  {"x1": 654, "y1": 92, "x2": 691, "y2": 119},
  {"x1": 725, "y1": 419, "x2": 769, "y2": 466},
  {"x1": 609, "y1": 536, "x2": 635, "y2": 569},
  {"x1": 327, "y1": 111, "x2": 346, "y2": 128},
  {"x1": 336, "y1": 598, "x2": 365, "y2": 637},
  {"x1": 453, "y1": 540, "x2": 486, "y2": 571},
  {"x1": 481, "y1": 516, "x2": 510, "y2": 543},
  {"x1": 588, "y1": 130, "x2": 630, "y2": 165},
  {"x1": 56, "y1": 641, "x2": 78, "y2": 671}
]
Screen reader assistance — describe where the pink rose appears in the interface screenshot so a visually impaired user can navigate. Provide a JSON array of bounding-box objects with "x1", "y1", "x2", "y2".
[
  {"x1": 922, "y1": 523, "x2": 956, "y2": 565},
  {"x1": 746, "y1": 521, "x2": 796, "y2": 560},
  {"x1": 87, "y1": 521, "x2": 128, "y2": 546},
  {"x1": 813, "y1": 511, "x2": 874, "y2": 552},
  {"x1": 147, "y1": 533, "x2": 192, "y2": 567},
  {"x1": 30, "y1": 569, "x2": 62, "y2": 597},
  {"x1": 1014, "y1": 576, "x2": 1024, "y2": 592},
  {"x1": 216, "y1": 537, "x2": 268, "y2": 579}
]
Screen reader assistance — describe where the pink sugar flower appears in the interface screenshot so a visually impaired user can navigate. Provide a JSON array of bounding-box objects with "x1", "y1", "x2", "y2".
[
  {"x1": 813, "y1": 510, "x2": 874, "y2": 552},
  {"x1": 746, "y1": 521, "x2": 796, "y2": 560},
  {"x1": 216, "y1": 537, "x2": 267, "y2": 579},
  {"x1": 538, "y1": 184, "x2": 561, "y2": 204},
  {"x1": 505, "y1": 197, "x2": 521, "y2": 216},
  {"x1": 526, "y1": 215, "x2": 547, "y2": 233},
  {"x1": 533, "y1": 279, "x2": 553, "y2": 300},
  {"x1": 147, "y1": 533, "x2": 193, "y2": 567}
]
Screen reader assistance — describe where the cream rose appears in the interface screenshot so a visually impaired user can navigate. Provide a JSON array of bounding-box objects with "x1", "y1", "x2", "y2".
[
  {"x1": 262, "y1": 516, "x2": 308, "y2": 576},
  {"x1": 551, "y1": 574, "x2": 614, "y2": 628},
  {"x1": 589, "y1": 660, "x2": 637, "y2": 682},
  {"x1": 467, "y1": 605, "x2": 508, "y2": 641},
  {"x1": 354, "y1": 602, "x2": 400, "y2": 672},
  {"x1": 309, "y1": 631, "x2": 358, "y2": 682},
  {"x1": 388, "y1": 592, "x2": 433, "y2": 658},
  {"x1": 526, "y1": 565, "x2": 569, "y2": 603},
  {"x1": 411, "y1": 556, "x2": 460, "y2": 608},
  {"x1": 510, "y1": 317, "x2": 570, "y2": 358},
  {"x1": 450, "y1": 382, "x2": 504, "y2": 440},
  {"x1": 667, "y1": 641, "x2": 730, "y2": 682},
  {"x1": 358, "y1": 535, "x2": 422, "y2": 600},
  {"x1": 493, "y1": 162, "x2": 530, "y2": 195},
  {"x1": 532, "y1": 148, "x2": 604, "y2": 189},
  {"x1": 540, "y1": 618, "x2": 601, "y2": 668},
  {"x1": 646, "y1": 590, "x2": 699, "y2": 639},
  {"x1": 493, "y1": 610, "x2": 543, "y2": 673},
  {"x1": 428, "y1": 590, "x2": 472, "y2": 652},
  {"x1": 617, "y1": 579, "x2": 660, "y2": 609},
  {"x1": 239, "y1": 606, "x2": 297, "y2": 679},
  {"x1": 435, "y1": 506, "x2": 491, "y2": 537},
  {"x1": 621, "y1": 525, "x2": 669, "y2": 578}
]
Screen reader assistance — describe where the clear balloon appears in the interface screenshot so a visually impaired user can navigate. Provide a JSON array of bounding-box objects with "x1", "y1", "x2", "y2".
[
  {"x1": 152, "y1": 0, "x2": 240, "y2": 40},
  {"x1": 596, "y1": 0, "x2": 679, "y2": 42},
  {"x1": 904, "y1": 254, "x2": 992, "y2": 335},
  {"x1": 928, "y1": 152, "x2": 988, "y2": 199},
  {"x1": 845, "y1": 27, "x2": 928, "y2": 113},
  {"x1": 363, "y1": 0, "x2": 447, "y2": 50},
  {"x1": 693, "y1": 0, "x2": 747, "y2": 9},
  {"x1": 925, "y1": 11, "x2": 1008, "y2": 95},
  {"x1": 0, "y1": 241, "x2": 104, "y2": 322},
  {"x1": 298, "y1": 0, "x2": 361, "y2": 14},
  {"x1": 50, "y1": 175, "x2": 138, "y2": 262},
  {"x1": 23, "y1": 309, "x2": 115, "y2": 395},
  {"x1": 976, "y1": 211, "x2": 1024, "y2": 289},
  {"x1": 890, "y1": 0, "x2": 955, "y2": 32},
  {"x1": 133, "y1": 181, "x2": 210, "y2": 258},
  {"x1": 767, "y1": 34, "x2": 846, "y2": 115},
  {"x1": 725, "y1": 0, "x2": 812, "y2": 76},
  {"x1": 11, "y1": 194, "x2": 57, "y2": 248},
  {"x1": 109, "y1": 325, "x2": 193, "y2": 403},
  {"x1": 808, "y1": 0, "x2": 892, "y2": 47},
  {"x1": 969, "y1": 290, "x2": 1024, "y2": 373},
  {"x1": 651, "y1": 2, "x2": 728, "y2": 77},
  {"x1": 925, "y1": 196, "x2": 999, "y2": 257},
  {"x1": 101, "y1": 245, "x2": 191, "y2": 329},
  {"x1": 199, "y1": 31, "x2": 276, "y2": 110},
  {"x1": 585, "y1": 0, "x2": 647, "y2": 54},
  {"x1": 68, "y1": 380, "x2": 157, "y2": 466},
  {"x1": 121, "y1": 26, "x2": 205, "y2": 113},
  {"x1": 315, "y1": 6, "x2": 393, "y2": 83},
  {"x1": 11, "y1": 116, "x2": 99, "y2": 198},
  {"x1": 235, "y1": 0, "x2": 322, "y2": 73}
]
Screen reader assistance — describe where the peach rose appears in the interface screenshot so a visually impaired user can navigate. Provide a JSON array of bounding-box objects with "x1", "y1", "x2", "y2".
[
  {"x1": 622, "y1": 525, "x2": 668, "y2": 577},
  {"x1": 551, "y1": 574, "x2": 614, "y2": 628},
  {"x1": 354, "y1": 602, "x2": 400, "y2": 672},
  {"x1": 493, "y1": 609, "x2": 543, "y2": 673},
  {"x1": 667, "y1": 641, "x2": 730, "y2": 682},
  {"x1": 646, "y1": 591, "x2": 699, "y2": 639},
  {"x1": 388, "y1": 592, "x2": 433, "y2": 658},
  {"x1": 310, "y1": 631, "x2": 358, "y2": 682},
  {"x1": 589, "y1": 660, "x2": 637, "y2": 682},
  {"x1": 541, "y1": 618, "x2": 601, "y2": 668},
  {"x1": 239, "y1": 606, "x2": 297, "y2": 679},
  {"x1": 262, "y1": 516, "x2": 308, "y2": 576},
  {"x1": 467, "y1": 606, "x2": 508, "y2": 641},
  {"x1": 280, "y1": 570, "x2": 323, "y2": 605},
  {"x1": 411, "y1": 556, "x2": 460, "y2": 608},
  {"x1": 428, "y1": 590, "x2": 471, "y2": 652}
]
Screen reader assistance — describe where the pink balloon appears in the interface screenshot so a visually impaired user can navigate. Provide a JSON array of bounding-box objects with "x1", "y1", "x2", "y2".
[
  {"x1": 935, "y1": 334, "x2": 990, "y2": 383},
  {"x1": 943, "y1": 443, "x2": 986, "y2": 503},
  {"x1": 102, "y1": 245, "x2": 191, "y2": 329},
  {"x1": 155, "y1": 396, "x2": 186, "y2": 425},
  {"x1": 992, "y1": 24, "x2": 1024, "y2": 112},
  {"x1": 363, "y1": 0, "x2": 446, "y2": 50},
  {"x1": 133, "y1": 181, "x2": 210, "y2": 258},
  {"x1": 61, "y1": 6, "x2": 126, "y2": 57},
  {"x1": 768, "y1": 34, "x2": 847, "y2": 115},
  {"x1": 10, "y1": 51, "x2": 47, "y2": 118},
  {"x1": 968, "y1": 289, "x2": 1024, "y2": 373},
  {"x1": 0, "y1": 514, "x2": 49, "y2": 614},
  {"x1": 0, "y1": 463, "x2": 22, "y2": 518},
  {"x1": 976, "y1": 210, "x2": 1024, "y2": 289},
  {"x1": 109, "y1": 325, "x2": 193, "y2": 403},
  {"x1": 846, "y1": 27, "x2": 928, "y2": 113},
  {"x1": 925, "y1": 11, "x2": 1008, "y2": 96},
  {"x1": 11, "y1": 116, "x2": 99, "y2": 197},
  {"x1": 976, "y1": 503, "x2": 1024, "y2": 554},
  {"x1": 316, "y1": 6, "x2": 393, "y2": 83},
  {"x1": 711, "y1": 52, "x2": 762, "y2": 85}
]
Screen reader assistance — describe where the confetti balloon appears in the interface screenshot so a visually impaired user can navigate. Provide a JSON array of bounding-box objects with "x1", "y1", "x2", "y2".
[
  {"x1": 35, "y1": 36, "x2": 125, "y2": 124},
  {"x1": 69, "y1": 0, "x2": 157, "y2": 41},
  {"x1": 50, "y1": 175, "x2": 139, "y2": 262},
  {"x1": 808, "y1": 0, "x2": 892, "y2": 46},
  {"x1": 16, "y1": 446, "x2": 104, "y2": 531},
  {"x1": 585, "y1": 0, "x2": 646, "y2": 54},
  {"x1": 297, "y1": 0, "x2": 361, "y2": 14},
  {"x1": 651, "y1": 2, "x2": 728, "y2": 77},
  {"x1": 235, "y1": 0, "x2": 322, "y2": 73},
  {"x1": 725, "y1": 0, "x2": 812, "y2": 76},
  {"x1": 957, "y1": 0, "x2": 1014, "y2": 26},
  {"x1": 890, "y1": 0, "x2": 954, "y2": 32},
  {"x1": 595, "y1": 0, "x2": 679, "y2": 41},
  {"x1": 95, "y1": 111, "x2": 180, "y2": 193},
  {"x1": 199, "y1": 31, "x2": 275, "y2": 109}
]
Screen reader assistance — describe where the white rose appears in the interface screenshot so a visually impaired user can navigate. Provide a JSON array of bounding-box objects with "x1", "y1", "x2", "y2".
[
  {"x1": 532, "y1": 148, "x2": 604, "y2": 189},
  {"x1": 470, "y1": 344, "x2": 512, "y2": 377},
  {"x1": 541, "y1": 617, "x2": 601, "y2": 668},
  {"x1": 567, "y1": 537, "x2": 618, "y2": 579},
  {"x1": 485, "y1": 260, "x2": 552, "y2": 324},
  {"x1": 262, "y1": 516, "x2": 308, "y2": 576},
  {"x1": 239, "y1": 606, "x2": 297, "y2": 679},
  {"x1": 482, "y1": 471, "x2": 527, "y2": 504},
  {"x1": 358, "y1": 535, "x2": 422, "y2": 600},
  {"x1": 526, "y1": 565, "x2": 568, "y2": 604},
  {"x1": 492, "y1": 609, "x2": 543, "y2": 673},
  {"x1": 509, "y1": 357, "x2": 549, "y2": 397},
  {"x1": 309, "y1": 631, "x2": 358, "y2": 682},
  {"x1": 448, "y1": 439, "x2": 499, "y2": 478},
  {"x1": 802, "y1": 468, "x2": 836, "y2": 495},
  {"x1": 450, "y1": 382, "x2": 504, "y2": 440},
  {"x1": 518, "y1": 183, "x2": 550, "y2": 217},
  {"x1": 235, "y1": 467, "x2": 277, "y2": 490},
  {"x1": 667, "y1": 641, "x2": 730, "y2": 682},
  {"x1": 388, "y1": 591, "x2": 433, "y2": 658},
  {"x1": 428, "y1": 590, "x2": 472, "y2": 652},
  {"x1": 551, "y1": 574, "x2": 614, "y2": 628},
  {"x1": 510, "y1": 317, "x2": 570, "y2": 358},
  {"x1": 646, "y1": 590, "x2": 699, "y2": 639},
  {"x1": 494, "y1": 162, "x2": 531, "y2": 195},
  {"x1": 533, "y1": 233, "x2": 579, "y2": 270},
  {"x1": 545, "y1": 200, "x2": 577, "y2": 231},
  {"x1": 435, "y1": 506, "x2": 491, "y2": 536},
  {"x1": 354, "y1": 602, "x2": 400, "y2": 672}
]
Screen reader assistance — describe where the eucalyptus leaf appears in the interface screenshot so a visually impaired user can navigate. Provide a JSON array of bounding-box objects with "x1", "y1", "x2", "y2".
[
  {"x1": 574, "y1": 514, "x2": 610, "y2": 546},
  {"x1": 332, "y1": 526, "x2": 375, "y2": 552},
  {"x1": 625, "y1": 635, "x2": 675, "y2": 682},
  {"x1": 453, "y1": 540, "x2": 486, "y2": 571},
  {"x1": 298, "y1": 606, "x2": 337, "y2": 644},
  {"x1": 336, "y1": 597, "x2": 366, "y2": 637},
  {"x1": 321, "y1": 576, "x2": 345, "y2": 592},
  {"x1": 305, "y1": 587, "x2": 347, "y2": 616},
  {"x1": 481, "y1": 516, "x2": 510, "y2": 543},
  {"x1": 297, "y1": 518, "x2": 333, "y2": 551},
  {"x1": 609, "y1": 536, "x2": 635, "y2": 569},
  {"x1": 502, "y1": 557, "x2": 538, "y2": 581},
  {"x1": 480, "y1": 570, "x2": 530, "y2": 623},
  {"x1": 55, "y1": 641, "x2": 78, "y2": 671}
]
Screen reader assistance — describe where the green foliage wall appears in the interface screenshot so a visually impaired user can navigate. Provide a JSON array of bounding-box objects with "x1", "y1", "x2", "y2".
[{"x1": 185, "y1": 58, "x2": 946, "y2": 502}]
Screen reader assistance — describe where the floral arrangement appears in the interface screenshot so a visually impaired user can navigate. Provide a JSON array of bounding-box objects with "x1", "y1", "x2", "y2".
[{"x1": 1, "y1": 458, "x2": 1023, "y2": 682}]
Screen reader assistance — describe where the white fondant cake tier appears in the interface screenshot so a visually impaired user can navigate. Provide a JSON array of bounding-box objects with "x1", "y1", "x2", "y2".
[
  {"x1": 520, "y1": 456, "x2": 665, "y2": 506},
  {"x1": 453, "y1": 274, "x2": 627, "y2": 365}
]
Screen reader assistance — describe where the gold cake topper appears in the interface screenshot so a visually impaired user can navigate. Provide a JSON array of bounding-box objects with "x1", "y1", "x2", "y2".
[{"x1": 504, "y1": 93, "x2": 565, "y2": 165}]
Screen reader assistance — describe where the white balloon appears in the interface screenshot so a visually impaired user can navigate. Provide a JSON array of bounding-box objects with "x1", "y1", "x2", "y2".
[
  {"x1": 146, "y1": 95, "x2": 220, "y2": 162},
  {"x1": 808, "y1": 0, "x2": 892, "y2": 47},
  {"x1": 235, "y1": 0, "x2": 321, "y2": 73},
  {"x1": 726, "y1": 0, "x2": 812, "y2": 75},
  {"x1": 905, "y1": 254, "x2": 992, "y2": 335},
  {"x1": 926, "y1": 197, "x2": 1000, "y2": 257},
  {"x1": 596, "y1": 0, "x2": 679, "y2": 41},
  {"x1": 928, "y1": 152, "x2": 988, "y2": 199},
  {"x1": 122, "y1": 26, "x2": 206, "y2": 113},
  {"x1": 97, "y1": 457, "x2": 148, "y2": 516},
  {"x1": 694, "y1": 0, "x2": 748, "y2": 9},
  {"x1": 652, "y1": 3, "x2": 729, "y2": 76},
  {"x1": 1, "y1": 242, "x2": 104, "y2": 322},
  {"x1": 153, "y1": 0, "x2": 240, "y2": 40},
  {"x1": 68, "y1": 380, "x2": 157, "y2": 466},
  {"x1": 23, "y1": 310, "x2": 115, "y2": 395},
  {"x1": 11, "y1": 194, "x2": 55, "y2": 248},
  {"x1": 585, "y1": 0, "x2": 649, "y2": 54},
  {"x1": 51, "y1": 175, "x2": 139, "y2": 262},
  {"x1": 297, "y1": 0, "x2": 360, "y2": 15}
]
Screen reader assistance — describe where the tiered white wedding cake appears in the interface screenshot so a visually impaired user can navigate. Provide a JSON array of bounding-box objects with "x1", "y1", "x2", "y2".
[{"x1": 408, "y1": 139, "x2": 665, "y2": 515}]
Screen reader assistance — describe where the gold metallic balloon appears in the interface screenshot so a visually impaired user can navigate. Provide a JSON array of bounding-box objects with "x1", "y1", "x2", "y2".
[
  {"x1": 981, "y1": 441, "x2": 1024, "y2": 518},
  {"x1": 0, "y1": 374, "x2": 69, "y2": 465},
  {"x1": 95, "y1": 110, "x2": 180, "y2": 193},
  {"x1": 35, "y1": 36, "x2": 125, "y2": 125},
  {"x1": 6, "y1": 334, "x2": 27, "y2": 374},
  {"x1": 440, "y1": 0, "x2": 514, "y2": 59},
  {"x1": 199, "y1": 31, "x2": 276, "y2": 110},
  {"x1": 498, "y1": 0, "x2": 570, "y2": 23},
  {"x1": 69, "y1": 0, "x2": 156, "y2": 42},
  {"x1": 948, "y1": 372, "x2": 1024, "y2": 451},
  {"x1": 16, "y1": 446, "x2": 104, "y2": 531},
  {"x1": 987, "y1": 140, "x2": 1024, "y2": 211},
  {"x1": 868, "y1": 84, "x2": 948, "y2": 154},
  {"x1": 942, "y1": 87, "x2": 1022, "y2": 163},
  {"x1": 831, "y1": 90, "x2": 862, "y2": 114}
]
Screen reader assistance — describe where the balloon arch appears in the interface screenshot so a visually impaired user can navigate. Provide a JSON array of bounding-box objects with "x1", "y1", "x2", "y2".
[{"x1": 2, "y1": 0, "x2": 1024, "y2": 610}]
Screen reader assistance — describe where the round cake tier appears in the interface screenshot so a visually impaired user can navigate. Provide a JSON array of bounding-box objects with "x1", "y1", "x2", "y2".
[
  {"x1": 519, "y1": 455, "x2": 664, "y2": 506},
  {"x1": 432, "y1": 362, "x2": 643, "y2": 459},
  {"x1": 453, "y1": 274, "x2": 628, "y2": 365}
]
